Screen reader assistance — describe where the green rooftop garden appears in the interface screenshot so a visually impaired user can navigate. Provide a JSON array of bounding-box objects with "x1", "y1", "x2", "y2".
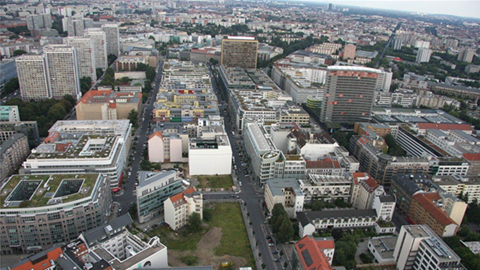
[{"x1": 0, "y1": 174, "x2": 100, "y2": 208}]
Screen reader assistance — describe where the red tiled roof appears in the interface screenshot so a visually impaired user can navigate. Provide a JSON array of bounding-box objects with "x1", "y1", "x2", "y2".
[
  {"x1": 79, "y1": 90, "x2": 113, "y2": 104},
  {"x1": 44, "y1": 131, "x2": 60, "y2": 143},
  {"x1": 148, "y1": 131, "x2": 163, "y2": 141},
  {"x1": 463, "y1": 153, "x2": 480, "y2": 161},
  {"x1": 417, "y1": 123, "x2": 472, "y2": 131},
  {"x1": 295, "y1": 236, "x2": 334, "y2": 270},
  {"x1": 412, "y1": 193, "x2": 456, "y2": 226},
  {"x1": 316, "y1": 239, "x2": 335, "y2": 250},
  {"x1": 352, "y1": 172, "x2": 369, "y2": 184},
  {"x1": 170, "y1": 187, "x2": 196, "y2": 205},
  {"x1": 11, "y1": 247, "x2": 63, "y2": 270}
]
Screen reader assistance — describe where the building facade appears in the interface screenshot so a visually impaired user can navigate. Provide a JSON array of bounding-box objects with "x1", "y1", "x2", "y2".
[
  {"x1": 65, "y1": 36, "x2": 97, "y2": 82},
  {"x1": 75, "y1": 90, "x2": 142, "y2": 120},
  {"x1": 221, "y1": 36, "x2": 258, "y2": 69},
  {"x1": 164, "y1": 187, "x2": 203, "y2": 230},
  {"x1": 43, "y1": 45, "x2": 81, "y2": 100},
  {"x1": 85, "y1": 28, "x2": 108, "y2": 70},
  {"x1": 0, "y1": 133, "x2": 29, "y2": 181}
]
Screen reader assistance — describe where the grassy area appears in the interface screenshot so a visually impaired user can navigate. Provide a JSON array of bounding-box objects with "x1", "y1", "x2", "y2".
[
  {"x1": 206, "y1": 203, "x2": 255, "y2": 267},
  {"x1": 147, "y1": 227, "x2": 202, "y2": 251},
  {"x1": 196, "y1": 175, "x2": 233, "y2": 189}
]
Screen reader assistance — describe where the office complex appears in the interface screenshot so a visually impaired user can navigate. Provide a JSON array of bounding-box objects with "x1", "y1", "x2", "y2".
[
  {"x1": 0, "y1": 173, "x2": 112, "y2": 254},
  {"x1": 0, "y1": 133, "x2": 29, "y2": 181},
  {"x1": 221, "y1": 36, "x2": 258, "y2": 69},
  {"x1": 85, "y1": 28, "x2": 108, "y2": 70},
  {"x1": 164, "y1": 187, "x2": 203, "y2": 230},
  {"x1": 75, "y1": 90, "x2": 142, "y2": 120},
  {"x1": 16, "y1": 45, "x2": 81, "y2": 101},
  {"x1": 21, "y1": 120, "x2": 132, "y2": 190},
  {"x1": 102, "y1": 23, "x2": 120, "y2": 57},
  {"x1": 65, "y1": 36, "x2": 97, "y2": 81},
  {"x1": 320, "y1": 66, "x2": 379, "y2": 124},
  {"x1": 393, "y1": 225, "x2": 464, "y2": 270},
  {"x1": 136, "y1": 171, "x2": 183, "y2": 223}
]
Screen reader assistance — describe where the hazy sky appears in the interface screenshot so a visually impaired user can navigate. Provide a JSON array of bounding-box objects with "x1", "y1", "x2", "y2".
[{"x1": 315, "y1": 0, "x2": 480, "y2": 19}]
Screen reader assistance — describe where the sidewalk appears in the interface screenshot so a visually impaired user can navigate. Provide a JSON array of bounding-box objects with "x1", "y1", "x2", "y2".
[{"x1": 239, "y1": 200, "x2": 264, "y2": 270}]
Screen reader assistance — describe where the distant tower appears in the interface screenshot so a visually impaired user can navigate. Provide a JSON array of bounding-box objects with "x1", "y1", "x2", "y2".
[
  {"x1": 102, "y1": 24, "x2": 121, "y2": 57},
  {"x1": 221, "y1": 36, "x2": 258, "y2": 69},
  {"x1": 416, "y1": 48, "x2": 432, "y2": 63},
  {"x1": 85, "y1": 28, "x2": 108, "y2": 70},
  {"x1": 44, "y1": 45, "x2": 81, "y2": 100},
  {"x1": 458, "y1": 48, "x2": 475, "y2": 63},
  {"x1": 392, "y1": 38, "x2": 403, "y2": 50},
  {"x1": 65, "y1": 36, "x2": 97, "y2": 81},
  {"x1": 320, "y1": 66, "x2": 379, "y2": 124},
  {"x1": 342, "y1": 44, "x2": 356, "y2": 60}
]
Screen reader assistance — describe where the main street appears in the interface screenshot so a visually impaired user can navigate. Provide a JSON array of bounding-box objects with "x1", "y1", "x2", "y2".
[
  {"x1": 210, "y1": 64, "x2": 283, "y2": 270},
  {"x1": 115, "y1": 59, "x2": 164, "y2": 216}
]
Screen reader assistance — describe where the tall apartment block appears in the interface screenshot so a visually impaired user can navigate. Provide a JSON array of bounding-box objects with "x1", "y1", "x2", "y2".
[
  {"x1": 16, "y1": 54, "x2": 50, "y2": 100},
  {"x1": 416, "y1": 48, "x2": 432, "y2": 63},
  {"x1": 458, "y1": 48, "x2": 475, "y2": 63},
  {"x1": 102, "y1": 23, "x2": 120, "y2": 57},
  {"x1": 26, "y1": 13, "x2": 52, "y2": 30},
  {"x1": 62, "y1": 17, "x2": 93, "y2": 36},
  {"x1": 320, "y1": 66, "x2": 379, "y2": 124},
  {"x1": 44, "y1": 45, "x2": 81, "y2": 100},
  {"x1": 221, "y1": 36, "x2": 258, "y2": 69},
  {"x1": 85, "y1": 28, "x2": 108, "y2": 70},
  {"x1": 342, "y1": 43, "x2": 356, "y2": 60},
  {"x1": 65, "y1": 36, "x2": 97, "y2": 81}
]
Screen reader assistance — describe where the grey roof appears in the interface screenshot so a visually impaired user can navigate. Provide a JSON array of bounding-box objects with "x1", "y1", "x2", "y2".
[
  {"x1": 297, "y1": 209, "x2": 377, "y2": 226},
  {"x1": 82, "y1": 214, "x2": 133, "y2": 247},
  {"x1": 138, "y1": 170, "x2": 177, "y2": 188},
  {"x1": 392, "y1": 174, "x2": 432, "y2": 195},
  {"x1": 0, "y1": 133, "x2": 26, "y2": 155},
  {"x1": 379, "y1": 195, "x2": 396, "y2": 203},
  {"x1": 266, "y1": 178, "x2": 303, "y2": 197}
]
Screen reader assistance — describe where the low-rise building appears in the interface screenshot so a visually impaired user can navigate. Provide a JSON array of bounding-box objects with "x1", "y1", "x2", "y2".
[
  {"x1": 367, "y1": 236, "x2": 397, "y2": 264},
  {"x1": 164, "y1": 187, "x2": 203, "y2": 230},
  {"x1": 148, "y1": 131, "x2": 188, "y2": 163},
  {"x1": 298, "y1": 174, "x2": 352, "y2": 203},
  {"x1": 0, "y1": 133, "x2": 29, "y2": 181},
  {"x1": 136, "y1": 171, "x2": 183, "y2": 224},
  {"x1": 291, "y1": 235, "x2": 334, "y2": 270},
  {"x1": 188, "y1": 134, "x2": 232, "y2": 176},
  {"x1": 351, "y1": 172, "x2": 385, "y2": 210},
  {"x1": 432, "y1": 175, "x2": 480, "y2": 203},
  {"x1": 0, "y1": 173, "x2": 111, "y2": 254},
  {"x1": 76, "y1": 90, "x2": 142, "y2": 120},
  {"x1": 21, "y1": 120, "x2": 131, "y2": 190},
  {"x1": 264, "y1": 179, "x2": 304, "y2": 218}
]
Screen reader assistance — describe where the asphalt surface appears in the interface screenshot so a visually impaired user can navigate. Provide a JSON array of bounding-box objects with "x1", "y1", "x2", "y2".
[
  {"x1": 115, "y1": 59, "x2": 164, "y2": 217},
  {"x1": 210, "y1": 64, "x2": 283, "y2": 270}
]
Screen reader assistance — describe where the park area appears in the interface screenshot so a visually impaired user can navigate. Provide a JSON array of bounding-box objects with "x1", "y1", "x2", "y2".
[{"x1": 147, "y1": 202, "x2": 255, "y2": 270}]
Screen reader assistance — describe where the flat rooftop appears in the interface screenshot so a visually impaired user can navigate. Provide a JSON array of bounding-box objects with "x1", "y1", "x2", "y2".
[{"x1": 0, "y1": 174, "x2": 100, "y2": 208}]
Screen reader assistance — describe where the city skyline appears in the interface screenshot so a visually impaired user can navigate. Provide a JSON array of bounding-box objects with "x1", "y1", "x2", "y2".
[{"x1": 319, "y1": 0, "x2": 480, "y2": 19}]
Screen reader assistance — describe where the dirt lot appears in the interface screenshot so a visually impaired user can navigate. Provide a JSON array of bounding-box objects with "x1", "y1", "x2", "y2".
[{"x1": 168, "y1": 227, "x2": 247, "y2": 269}]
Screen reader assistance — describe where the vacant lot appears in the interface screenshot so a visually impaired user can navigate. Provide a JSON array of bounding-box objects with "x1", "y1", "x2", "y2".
[
  {"x1": 148, "y1": 202, "x2": 255, "y2": 269},
  {"x1": 196, "y1": 175, "x2": 233, "y2": 190}
]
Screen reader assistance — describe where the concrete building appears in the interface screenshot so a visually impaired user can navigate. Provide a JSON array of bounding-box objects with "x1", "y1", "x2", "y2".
[
  {"x1": 393, "y1": 225, "x2": 464, "y2": 270},
  {"x1": 76, "y1": 214, "x2": 168, "y2": 270},
  {"x1": 43, "y1": 45, "x2": 81, "y2": 100},
  {"x1": 148, "y1": 131, "x2": 188, "y2": 164},
  {"x1": 0, "y1": 133, "x2": 29, "y2": 181},
  {"x1": 458, "y1": 48, "x2": 475, "y2": 63},
  {"x1": 65, "y1": 36, "x2": 97, "y2": 82},
  {"x1": 0, "y1": 173, "x2": 111, "y2": 254},
  {"x1": 416, "y1": 48, "x2": 432, "y2": 63},
  {"x1": 63, "y1": 17, "x2": 93, "y2": 37},
  {"x1": 0, "y1": 121, "x2": 40, "y2": 148},
  {"x1": 264, "y1": 178, "x2": 304, "y2": 218},
  {"x1": 221, "y1": 36, "x2": 258, "y2": 69},
  {"x1": 21, "y1": 120, "x2": 131, "y2": 190},
  {"x1": 115, "y1": 55, "x2": 149, "y2": 71},
  {"x1": 16, "y1": 54, "x2": 50, "y2": 100},
  {"x1": 368, "y1": 236, "x2": 397, "y2": 264},
  {"x1": 299, "y1": 174, "x2": 352, "y2": 203},
  {"x1": 320, "y1": 66, "x2": 379, "y2": 124},
  {"x1": 291, "y1": 236, "x2": 334, "y2": 270},
  {"x1": 102, "y1": 24, "x2": 120, "y2": 57},
  {"x1": 188, "y1": 134, "x2": 232, "y2": 176},
  {"x1": 164, "y1": 187, "x2": 203, "y2": 230},
  {"x1": 433, "y1": 175, "x2": 480, "y2": 203},
  {"x1": 85, "y1": 28, "x2": 108, "y2": 70},
  {"x1": 136, "y1": 171, "x2": 182, "y2": 223},
  {"x1": 342, "y1": 43, "x2": 356, "y2": 60},
  {"x1": 76, "y1": 90, "x2": 142, "y2": 120},
  {"x1": 0, "y1": 106, "x2": 20, "y2": 122},
  {"x1": 26, "y1": 14, "x2": 52, "y2": 30},
  {"x1": 351, "y1": 172, "x2": 386, "y2": 210}
]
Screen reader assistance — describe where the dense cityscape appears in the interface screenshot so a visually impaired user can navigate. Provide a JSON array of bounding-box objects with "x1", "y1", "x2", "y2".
[{"x1": 1, "y1": 0, "x2": 480, "y2": 270}]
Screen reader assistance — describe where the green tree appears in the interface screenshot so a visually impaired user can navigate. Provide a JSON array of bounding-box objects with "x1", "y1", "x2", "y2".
[
  {"x1": 96, "y1": 68, "x2": 104, "y2": 80},
  {"x1": 129, "y1": 202, "x2": 137, "y2": 218},
  {"x1": 209, "y1": 58, "x2": 219, "y2": 65},
  {"x1": 80, "y1": 77, "x2": 92, "y2": 95},
  {"x1": 128, "y1": 109, "x2": 138, "y2": 127},
  {"x1": 13, "y1": 49, "x2": 27, "y2": 56},
  {"x1": 108, "y1": 54, "x2": 117, "y2": 66},
  {"x1": 187, "y1": 212, "x2": 203, "y2": 233},
  {"x1": 277, "y1": 219, "x2": 294, "y2": 243},
  {"x1": 2, "y1": 77, "x2": 19, "y2": 97}
]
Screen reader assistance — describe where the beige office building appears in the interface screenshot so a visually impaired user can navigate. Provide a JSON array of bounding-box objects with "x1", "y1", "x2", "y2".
[{"x1": 221, "y1": 36, "x2": 258, "y2": 69}]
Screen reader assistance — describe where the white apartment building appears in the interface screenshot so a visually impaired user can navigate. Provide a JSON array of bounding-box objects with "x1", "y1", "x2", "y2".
[
  {"x1": 393, "y1": 225, "x2": 463, "y2": 270},
  {"x1": 373, "y1": 195, "x2": 395, "y2": 222},
  {"x1": 416, "y1": 48, "x2": 432, "y2": 63},
  {"x1": 85, "y1": 28, "x2": 108, "y2": 70},
  {"x1": 299, "y1": 174, "x2": 352, "y2": 203},
  {"x1": 164, "y1": 187, "x2": 203, "y2": 230},
  {"x1": 43, "y1": 45, "x2": 81, "y2": 100},
  {"x1": 148, "y1": 131, "x2": 188, "y2": 163},
  {"x1": 65, "y1": 36, "x2": 97, "y2": 81},
  {"x1": 264, "y1": 178, "x2": 304, "y2": 218},
  {"x1": 16, "y1": 54, "x2": 50, "y2": 100},
  {"x1": 21, "y1": 120, "x2": 131, "y2": 190},
  {"x1": 188, "y1": 134, "x2": 232, "y2": 176},
  {"x1": 102, "y1": 24, "x2": 120, "y2": 57}
]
